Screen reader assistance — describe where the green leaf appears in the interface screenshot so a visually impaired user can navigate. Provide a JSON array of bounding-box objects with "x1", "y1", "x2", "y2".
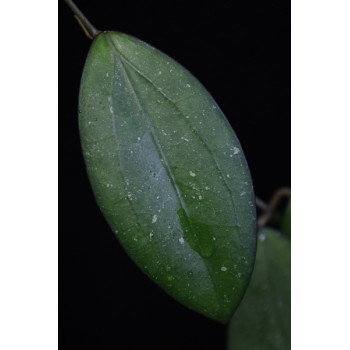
[
  {"x1": 281, "y1": 198, "x2": 291, "y2": 239},
  {"x1": 227, "y1": 228, "x2": 291, "y2": 349},
  {"x1": 79, "y1": 31, "x2": 256, "y2": 323}
]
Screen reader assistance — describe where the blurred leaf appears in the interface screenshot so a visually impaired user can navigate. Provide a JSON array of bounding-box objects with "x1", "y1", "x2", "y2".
[{"x1": 227, "y1": 228, "x2": 290, "y2": 349}]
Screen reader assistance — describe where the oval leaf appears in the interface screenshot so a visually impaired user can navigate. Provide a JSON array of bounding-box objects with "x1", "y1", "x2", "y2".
[
  {"x1": 79, "y1": 31, "x2": 256, "y2": 323},
  {"x1": 227, "y1": 228, "x2": 291, "y2": 349}
]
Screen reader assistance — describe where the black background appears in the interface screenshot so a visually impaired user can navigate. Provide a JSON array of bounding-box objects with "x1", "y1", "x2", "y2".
[{"x1": 60, "y1": 0, "x2": 290, "y2": 349}]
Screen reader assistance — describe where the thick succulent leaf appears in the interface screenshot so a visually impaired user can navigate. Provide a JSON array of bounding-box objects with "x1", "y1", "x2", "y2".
[
  {"x1": 79, "y1": 31, "x2": 256, "y2": 323},
  {"x1": 227, "y1": 228, "x2": 291, "y2": 349},
  {"x1": 281, "y1": 198, "x2": 291, "y2": 239}
]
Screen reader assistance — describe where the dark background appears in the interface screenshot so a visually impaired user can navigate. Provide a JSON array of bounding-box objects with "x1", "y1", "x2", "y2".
[{"x1": 60, "y1": 0, "x2": 290, "y2": 348}]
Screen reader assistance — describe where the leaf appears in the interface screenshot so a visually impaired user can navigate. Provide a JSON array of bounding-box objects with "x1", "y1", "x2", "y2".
[
  {"x1": 227, "y1": 228, "x2": 291, "y2": 349},
  {"x1": 78, "y1": 31, "x2": 256, "y2": 323},
  {"x1": 281, "y1": 198, "x2": 291, "y2": 239}
]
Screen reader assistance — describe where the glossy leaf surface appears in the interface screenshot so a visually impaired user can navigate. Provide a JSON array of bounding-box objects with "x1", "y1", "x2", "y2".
[
  {"x1": 227, "y1": 228, "x2": 291, "y2": 349},
  {"x1": 79, "y1": 31, "x2": 256, "y2": 323}
]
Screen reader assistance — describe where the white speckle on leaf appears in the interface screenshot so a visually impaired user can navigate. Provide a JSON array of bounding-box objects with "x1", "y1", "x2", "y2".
[
  {"x1": 149, "y1": 233, "x2": 154, "y2": 238},
  {"x1": 259, "y1": 233, "x2": 266, "y2": 241},
  {"x1": 152, "y1": 215, "x2": 158, "y2": 223},
  {"x1": 127, "y1": 193, "x2": 133, "y2": 200},
  {"x1": 221, "y1": 266, "x2": 227, "y2": 272},
  {"x1": 186, "y1": 84, "x2": 191, "y2": 88},
  {"x1": 213, "y1": 237, "x2": 216, "y2": 241},
  {"x1": 137, "y1": 137, "x2": 141, "y2": 141},
  {"x1": 205, "y1": 186, "x2": 210, "y2": 190},
  {"x1": 179, "y1": 237, "x2": 185, "y2": 244},
  {"x1": 198, "y1": 195, "x2": 203, "y2": 200},
  {"x1": 227, "y1": 174, "x2": 230, "y2": 178},
  {"x1": 158, "y1": 71, "x2": 162, "y2": 75},
  {"x1": 189, "y1": 171, "x2": 196, "y2": 177},
  {"x1": 106, "y1": 72, "x2": 109, "y2": 77},
  {"x1": 109, "y1": 106, "x2": 114, "y2": 114},
  {"x1": 162, "y1": 130, "x2": 167, "y2": 136},
  {"x1": 240, "y1": 192, "x2": 246, "y2": 196},
  {"x1": 181, "y1": 136, "x2": 189, "y2": 142},
  {"x1": 233, "y1": 147, "x2": 240, "y2": 154}
]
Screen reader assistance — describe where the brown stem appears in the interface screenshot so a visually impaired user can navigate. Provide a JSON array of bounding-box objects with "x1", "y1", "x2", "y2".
[
  {"x1": 64, "y1": 0, "x2": 101, "y2": 39},
  {"x1": 257, "y1": 187, "x2": 291, "y2": 229}
]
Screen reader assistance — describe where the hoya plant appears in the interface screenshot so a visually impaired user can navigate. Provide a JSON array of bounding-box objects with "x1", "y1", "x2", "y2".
[{"x1": 61, "y1": 1, "x2": 290, "y2": 348}]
